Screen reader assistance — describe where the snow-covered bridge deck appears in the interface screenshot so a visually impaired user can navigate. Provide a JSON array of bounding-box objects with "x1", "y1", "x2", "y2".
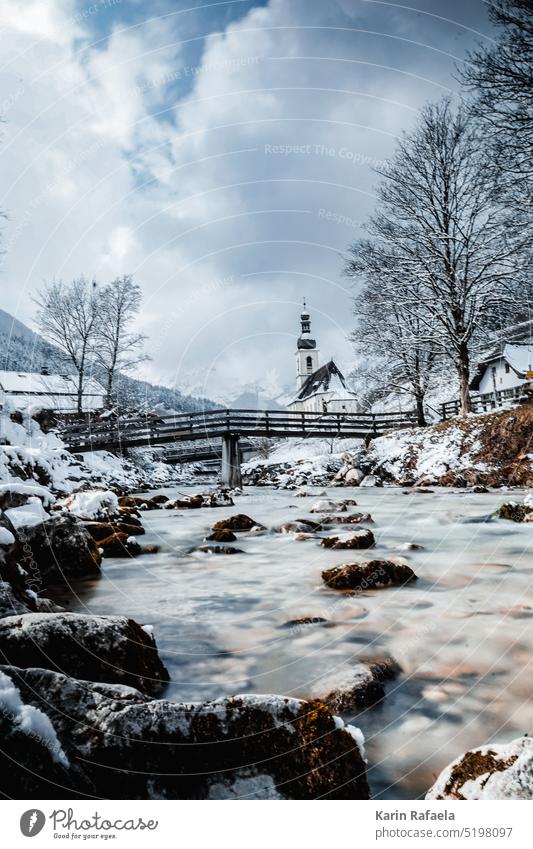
[{"x1": 62, "y1": 408, "x2": 416, "y2": 486}]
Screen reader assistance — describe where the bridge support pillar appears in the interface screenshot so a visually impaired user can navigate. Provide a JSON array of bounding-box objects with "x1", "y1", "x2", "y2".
[{"x1": 221, "y1": 434, "x2": 242, "y2": 489}]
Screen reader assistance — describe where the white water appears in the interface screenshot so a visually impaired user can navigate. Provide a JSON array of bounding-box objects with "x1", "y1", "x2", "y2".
[{"x1": 63, "y1": 484, "x2": 533, "y2": 799}]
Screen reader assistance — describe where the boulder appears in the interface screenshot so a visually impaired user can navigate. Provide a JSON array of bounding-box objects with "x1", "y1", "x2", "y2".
[
  {"x1": 359, "y1": 475, "x2": 382, "y2": 488},
  {"x1": 212, "y1": 514, "x2": 262, "y2": 532},
  {"x1": 320, "y1": 529, "x2": 375, "y2": 551},
  {"x1": 0, "y1": 517, "x2": 62, "y2": 618},
  {"x1": 496, "y1": 502, "x2": 533, "y2": 523},
  {"x1": 310, "y1": 657, "x2": 401, "y2": 711},
  {"x1": 0, "y1": 670, "x2": 92, "y2": 798},
  {"x1": 309, "y1": 500, "x2": 347, "y2": 514},
  {"x1": 22, "y1": 514, "x2": 101, "y2": 582},
  {"x1": 165, "y1": 494, "x2": 204, "y2": 509},
  {"x1": 119, "y1": 495, "x2": 166, "y2": 511},
  {"x1": 194, "y1": 545, "x2": 244, "y2": 555},
  {"x1": 202, "y1": 491, "x2": 235, "y2": 508},
  {"x1": 345, "y1": 468, "x2": 365, "y2": 486},
  {"x1": 0, "y1": 613, "x2": 169, "y2": 695},
  {"x1": 205, "y1": 529, "x2": 237, "y2": 542},
  {"x1": 281, "y1": 616, "x2": 328, "y2": 629},
  {"x1": 322, "y1": 559, "x2": 416, "y2": 590},
  {"x1": 115, "y1": 521, "x2": 145, "y2": 536},
  {"x1": 3, "y1": 667, "x2": 369, "y2": 800},
  {"x1": 61, "y1": 490, "x2": 119, "y2": 520},
  {"x1": 426, "y1": 737, "x2": 533, "y2": 800},
  {"x1": 275, "y1": 520, "x2": 319, "y2": 534},
  {"x1": 98, "y1": 532, "x2": 142, "y2": 557},
  {"x1": 317, "y1": 513, "x2": 372, "y2": 526}
]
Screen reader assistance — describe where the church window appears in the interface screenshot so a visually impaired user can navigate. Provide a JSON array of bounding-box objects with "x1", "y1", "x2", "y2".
[{"x1": 306, "y1": 356, "x2": 313, "y2": 373}]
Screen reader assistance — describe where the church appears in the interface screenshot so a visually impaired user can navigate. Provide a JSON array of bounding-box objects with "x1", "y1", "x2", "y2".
[{"x1": 287, "y1": 304, "x2": 359, "y2": 414}]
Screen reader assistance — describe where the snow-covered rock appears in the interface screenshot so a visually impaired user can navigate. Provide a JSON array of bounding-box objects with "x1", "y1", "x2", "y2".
[
  {"x1": 0, "y1": 669, "x2": 90, "y2": 798},
  {"x1": 0, "y1": 612, "x2": 169, "y2": 695},
  {"x1": 309, "y1": 657, "x2": 401, "y2": 712},
  {"x1": 23, "y1": 514, "x2": 101, "y2": 582},
  {"x1": 61, "y1": 489, "x2": 119, "y2": 520},
  {"x1": 4, "y1": 666, "x2": 369, "y2": 800},
  {"x1": 320, "y1": 529, "x2": 375, "y2": 550},
  {"x1": 426, "y1": 737, "x2": 533, "y2": 800},
  {"x1": 345, "y1": 468, "x2": 365, "y2": 485},
  {"x1": 322, "y1": 559, "x2": 416, "y2": 590},
  {"x1": 359, "y1": 474, "x2": 382, "y2": 488},
  {"x1": 309, "y1": 499, "x2": 347, "y2": 513}
]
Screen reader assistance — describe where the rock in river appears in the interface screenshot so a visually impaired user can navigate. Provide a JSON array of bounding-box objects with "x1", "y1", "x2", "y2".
[
  {"x1": 322, "y1": 559, "x2": 417, "y2": 590},
  {"x1": 2, "y1": 666, "x2": 370, "y2": 800},
  {"x1": 0, "y1": 612, "x2": 169, "y2": 695},
  {"x1": 426, "y1": 737, "x2": 533, "y2": 800},
  {"x1": 205, "y1": 529, "x2": 237, "y2": 542},
  {"x1": 320, "y1": 529, "x2": 375, "y2": 550},
  {"x1": 310, "y1": 657, "x2": 401, "y2": 711},
  {"x1": 212, "y1": 514, "x2": 263, "y2": 532},
  {"x1": 22, "y1": 514, "x2": 101, "y2": 582}
]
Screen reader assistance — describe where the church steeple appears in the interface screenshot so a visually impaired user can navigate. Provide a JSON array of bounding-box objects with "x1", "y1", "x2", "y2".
[
  {"x1": 295, "y1": 300, "x2": 319, "y2": 389},
  {"x1": 297, "y1": 299, "x2": 316, "y2": 350}
]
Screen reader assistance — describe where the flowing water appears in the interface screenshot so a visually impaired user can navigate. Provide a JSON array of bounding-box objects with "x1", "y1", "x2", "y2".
[{"x1": 62, "y1": 484, "x2": 533, "y2": 799}]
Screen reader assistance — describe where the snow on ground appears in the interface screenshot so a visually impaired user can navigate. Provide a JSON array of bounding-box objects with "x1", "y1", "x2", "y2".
[
  {"x1": 0, "y1": 401, "x2": 196, "y2": 520},
  {"x1": 243, "y1": 437, "x2": 364, "y2": 486},
  {"x1": 369, "y1": 420, "x2": 488, "y2": 481}
]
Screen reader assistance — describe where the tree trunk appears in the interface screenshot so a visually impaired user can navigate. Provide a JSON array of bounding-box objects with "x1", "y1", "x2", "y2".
[
  {"x1": 105, "y1": 370, "x2": 113, "y2": 409},
  {"x1": 77, "y1": 373, "x2": 84, "y2": 416},
  {"x1": 458, "y1": 343, "x2": 472, "y2": 415},
  {"x1": 415, "y1": 393, "x2": 427, "y2": 427}
]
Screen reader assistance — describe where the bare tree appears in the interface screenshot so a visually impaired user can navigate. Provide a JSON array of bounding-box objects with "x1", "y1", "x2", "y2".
[
  {"x1": 346, "y1": 99, "x2": 528, "y2": 415},
  {"x1": 34, "y1": 278, "x2": 99, "y2": 415},
  {"x1": 460, "y1": 0, "x2": 533, "y2": 196},
  {"x1": 95, "y1": 275, "x2": 148, "y2": 407},
  {"x1": 348, "y1": 246, "x2": 440, "y2": 425}
]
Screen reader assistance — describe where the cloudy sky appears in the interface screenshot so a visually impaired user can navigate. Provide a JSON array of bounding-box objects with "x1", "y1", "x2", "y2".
[{"x1": 0, "y1": 0, "x2": 493, "y2": 402}]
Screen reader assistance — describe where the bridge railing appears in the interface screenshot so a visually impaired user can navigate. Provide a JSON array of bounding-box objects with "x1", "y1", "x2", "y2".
[{"x1": 61, "y1": 407, "x2": 417, "y2": 452}]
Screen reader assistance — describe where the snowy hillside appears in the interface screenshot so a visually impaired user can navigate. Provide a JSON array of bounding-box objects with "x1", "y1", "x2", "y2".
[{"x1": 0, "y1": 309, "x2": 215, "y2": 413}]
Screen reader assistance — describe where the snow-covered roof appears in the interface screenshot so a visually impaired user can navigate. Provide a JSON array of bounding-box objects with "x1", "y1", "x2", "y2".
[
  {"x1": 503, "y1": 344, "x2": 533, "y2": 375},
  {"x1": 470, "y1": 342, "x2": 533, "y2": 389},
  {"x1": 294, "y1": 360, "x2": 356, "y2": 401},
  {"x1": 0, "y1": 370, "x2": 104, "y2": 396}
]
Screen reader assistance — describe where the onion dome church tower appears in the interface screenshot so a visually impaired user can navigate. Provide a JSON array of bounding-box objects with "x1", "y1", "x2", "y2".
[
  {"x1": 296, "y1": 301, "x2": 320, "y2": 389},
  {"x1": 288, "y1": 301, "x2": 359, "y2": 413}
]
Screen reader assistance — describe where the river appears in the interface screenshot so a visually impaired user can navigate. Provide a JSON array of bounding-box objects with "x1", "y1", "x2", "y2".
[{"x1": 62, "y1": 483, "x2": 533, "y2": 800}]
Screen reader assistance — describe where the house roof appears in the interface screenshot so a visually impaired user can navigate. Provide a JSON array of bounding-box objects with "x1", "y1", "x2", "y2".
[
  {"x1": 0, "y1": 370, "x2": 105, "y2": 396},
  {"x1": 295, "y1": 359, "x2": 356, "y2": 402},
  {"x1": 469, "y1": 343, "x2": 533, "y2": 389}
]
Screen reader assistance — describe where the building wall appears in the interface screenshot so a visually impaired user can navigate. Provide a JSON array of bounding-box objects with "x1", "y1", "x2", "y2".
[
  {"x1": 477, "y1": 359, "x2": 527, "y2": 396},
  {"x1": 296, "y1": 348, "x2": 320, "y2": 389},
  {"x1": 288, "y1": 392, "x2": 359, "y2": 414}
]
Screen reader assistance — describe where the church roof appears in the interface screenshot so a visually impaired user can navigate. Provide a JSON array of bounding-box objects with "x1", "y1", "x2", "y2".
[{"x1": 295, "y1": 360, "x2": 354, "y2": 401}]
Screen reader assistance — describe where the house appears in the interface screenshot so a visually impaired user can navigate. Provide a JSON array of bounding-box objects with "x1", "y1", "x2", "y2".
[
  {"x1": 0, "y1": 370, "x2": 106, "y2": 413},
  {"x1": 470, "y1": 343, "x2": 533, "y2": 398},
  {"x1": 287, "y1": 304, "x2": 359, "y2": 413}
]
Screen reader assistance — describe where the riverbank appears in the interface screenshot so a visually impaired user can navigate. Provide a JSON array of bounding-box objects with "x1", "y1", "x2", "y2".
[
  {"x1": 243, "y1": 406, "x2": 533, "y2": 489},
  {"x1": 1, "y1": 404, "x2": 532, "y2": 799}
]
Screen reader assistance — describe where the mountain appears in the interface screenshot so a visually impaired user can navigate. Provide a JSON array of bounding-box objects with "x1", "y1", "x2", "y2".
[{"x1": 0, "y1": 309, "x2": 216, "y2": 412}]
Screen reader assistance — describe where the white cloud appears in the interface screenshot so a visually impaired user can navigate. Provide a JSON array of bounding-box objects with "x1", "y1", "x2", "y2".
[{"x1": 0, "y1": 0, "x2": 490, "y2": 401}]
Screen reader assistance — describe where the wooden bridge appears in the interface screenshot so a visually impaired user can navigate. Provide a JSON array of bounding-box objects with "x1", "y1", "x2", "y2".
[{"x1": 62, "y1": 408, "x2": 416, "y2": 487}]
